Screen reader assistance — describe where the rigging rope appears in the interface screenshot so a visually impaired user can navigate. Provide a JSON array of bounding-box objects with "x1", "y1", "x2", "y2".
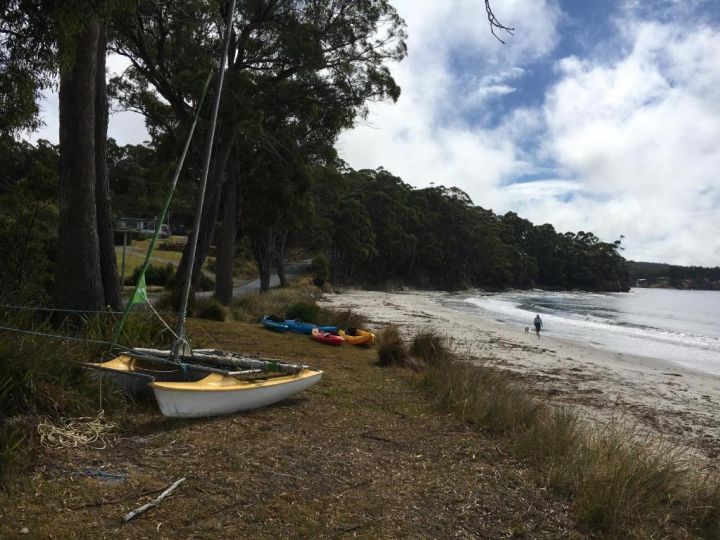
[
  {"x1": 37, "y1": 410, "x2": 116, "y2": 450},
  {"x1": 0, "y1": 303, "x2": 178, "y2": 316},
  {"x1": 111, "y1": 69, "x2": 214, "y2": 347}
]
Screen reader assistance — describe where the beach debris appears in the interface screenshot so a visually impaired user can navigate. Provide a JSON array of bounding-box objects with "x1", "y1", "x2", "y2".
[
  {"x1": 122, "y1": 477, "x2": 186, "y2": 523},
  {"x1": 37, "y1": 410, "x2": 116, "y2": 450}
]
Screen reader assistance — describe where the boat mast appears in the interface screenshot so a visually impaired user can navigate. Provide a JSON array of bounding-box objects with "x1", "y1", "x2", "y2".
[{"x1": 173, "y1": 0, "x2": 237, "y2": 359}]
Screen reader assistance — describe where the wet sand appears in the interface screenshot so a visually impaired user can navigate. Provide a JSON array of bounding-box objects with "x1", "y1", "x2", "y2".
[{"x1": 319, "y1": 289, "x2": 720, "y2": 460}]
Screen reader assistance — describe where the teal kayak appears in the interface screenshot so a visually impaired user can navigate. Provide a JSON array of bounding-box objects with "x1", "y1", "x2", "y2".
[
  {"x1": 261, "y1": 315, "x2": 289, "y2": 332},
  {"x1": 286, "y1": 319, "x2": 338, "y2": 335}
]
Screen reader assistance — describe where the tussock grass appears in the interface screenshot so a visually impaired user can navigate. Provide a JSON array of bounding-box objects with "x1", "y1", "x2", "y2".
[
  {"x1": 419, "y1": 330, "x2": 720, "y2": 537},
  {"x1": 195, "y1": 298, "x2": 229, "y2": 322},
  {"x1": 377, "y1": 326, "x2": 422, "y2": 370},
  {"x1": 0, "y1": 309, "x2": 170, "y2": 482}
]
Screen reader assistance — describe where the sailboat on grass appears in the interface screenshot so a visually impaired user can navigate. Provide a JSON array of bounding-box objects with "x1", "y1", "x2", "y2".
[{"x1": 87, "y1": 1, "x2": 322, "y2": 418}]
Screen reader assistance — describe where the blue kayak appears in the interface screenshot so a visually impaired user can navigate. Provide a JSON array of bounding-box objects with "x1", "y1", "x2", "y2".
[
  {"x1": 261, "y1": 315, "x2": 289, "y2": 332},
  {"x1": 285, "y1": 319, "x2": 338, "y2": 335}
]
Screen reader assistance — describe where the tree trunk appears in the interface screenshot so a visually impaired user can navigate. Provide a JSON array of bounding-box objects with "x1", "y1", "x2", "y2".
[
  {"x1": 55, "y1": 20, "x2": 105, "y2": 311},
  {"x1": 215, "y1": 176, "x2": 238, "y2": 305},
  {"x1": 94, "y1": 24, "x2": 121, "y2": 310},
  {"x1": 255, "y1": 229, "x2": 274, "y2": 293},
  {"x1": 171, "y1": 139, "x2": 233, "y2": 307},
  {"x1": 274, "y1": 229, "x2": 289, "y2": 288}
]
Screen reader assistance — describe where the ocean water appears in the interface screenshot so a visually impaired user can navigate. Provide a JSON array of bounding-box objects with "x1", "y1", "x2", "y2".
[{"x1": 448, "y1": 288, "x2": 720, "y2": 376}]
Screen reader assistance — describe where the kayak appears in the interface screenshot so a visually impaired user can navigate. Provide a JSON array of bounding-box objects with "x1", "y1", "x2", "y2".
[
  {"x1": 261, "y1": 315, "x2": 289, "y2": 332},
  {"x1": 311, "y1": 327, "x2": 344, "y2": 346},
  {"x1": 338, "y1": 328, "x2": 375, "y2": 346},
  {"x1": 286, "y1": 319, "x2": 338, "y2": 335}
]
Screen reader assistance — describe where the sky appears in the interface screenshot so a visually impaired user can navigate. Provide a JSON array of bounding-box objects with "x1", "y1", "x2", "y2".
[{"x1": 31, "y1": 0, "x2": 720, "y2": 266}]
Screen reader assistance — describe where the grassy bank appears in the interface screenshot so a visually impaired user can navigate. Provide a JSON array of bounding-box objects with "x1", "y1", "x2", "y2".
[
  {"x1": 417, "y1": 332, "x2": 720, "y2": 538},
  {"x1": 0, "y1": 317, "x2": 584, "y2": 538}
]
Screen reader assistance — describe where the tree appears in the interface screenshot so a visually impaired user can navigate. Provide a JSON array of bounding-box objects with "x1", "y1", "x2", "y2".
[
  {"x1": 1, "y1": 1, "x2": 121, "y2": 310},
  {"x1": 56, "y1": 8, "x2": 120, "y2": 310},
  {"x1": 0, "y1": 138, "x2": 59, "y2": 300},
  {"x1": 110, "y1": 0, "x2": 407, "y2": 303}
]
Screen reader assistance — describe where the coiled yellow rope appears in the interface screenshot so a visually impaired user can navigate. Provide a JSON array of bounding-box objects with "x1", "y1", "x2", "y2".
[{"x1": 37, "y1": 410, "x2": 116, "y2": 450}]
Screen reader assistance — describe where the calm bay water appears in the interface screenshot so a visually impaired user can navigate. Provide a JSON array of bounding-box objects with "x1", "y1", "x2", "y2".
[{"x1": 451, "y1": 288, "x2": 720, "y2": 376}]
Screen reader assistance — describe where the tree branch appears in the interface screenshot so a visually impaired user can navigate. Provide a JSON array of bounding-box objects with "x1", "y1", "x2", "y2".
[{"x1": 485, "y1": 0, "x2": 514, "y2": 44}]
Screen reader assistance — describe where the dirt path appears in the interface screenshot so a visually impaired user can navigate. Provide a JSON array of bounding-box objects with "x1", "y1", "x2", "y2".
[{"x1": 0, "y1": 321, "x2": 584, "y2": 539}]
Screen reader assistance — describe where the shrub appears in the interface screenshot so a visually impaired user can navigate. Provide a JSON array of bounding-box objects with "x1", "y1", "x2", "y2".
[
  {"x1": 311, "y1": 253, "x2": 330, "y2": 287},
  {"x1": 285, "y1": 301, "x2": 321, "y2": 323},
  {"x1": 410, "y1": 331, "x2": 447, "y2": 365},
  {"x1": 232, "y1": 287, "x2": 317, "y2": 323},
  {"x1": 377, "y1": 326, "x2": 419, "y2": 369},
  {"x1": 195, "y1": 298, "x2": 229, "y2": 322},
  {"x1": 129, "y1": 263, "x2": 175, "y2": 287},
  {"x1": 329, "y1": 309, "x2": 367, "y2": 330},
  {"x1": 195, "y1": 271, "x2": 215, "y2": 292}
]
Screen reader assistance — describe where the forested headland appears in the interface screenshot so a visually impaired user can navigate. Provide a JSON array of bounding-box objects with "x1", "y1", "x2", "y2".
[
  {"x1": 628, "y1": 261, "x2": 720, "y2": 290},
  {"x1": 1, "y1": 0, "x2": 630, "y2": 313}
]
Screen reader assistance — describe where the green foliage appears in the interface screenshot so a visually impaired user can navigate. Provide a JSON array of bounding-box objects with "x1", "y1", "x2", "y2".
[
  {"x1": 195, "y1": 298, "x2": 229, "y2": 322},
  {"x1": 308, "y1": 167, "x2": 630, "y2": 292},
  {"x1": 0, "y1": 137, "x2": 59, "y2": 302},
  {"x1": 0, "y1": 309, "x2": 171, "y2": 482},
  {"x1": 129, "y1": 263, "x2": 175, "y2": 287},
  {"x1": 377, "y1": 326, "x2": 414, "y2": 368},
  {"x1": 628, "y1": 260, "x2": 720, "y2": 290},
  {"x1": 311, "y1": 253, "x2": 330, "y2": 286},
  {"x1": 285, "y1": 301, "x2": 321, "y2": 323}
]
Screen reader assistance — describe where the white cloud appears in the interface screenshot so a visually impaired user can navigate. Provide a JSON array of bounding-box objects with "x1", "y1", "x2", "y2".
[
  {"x1": 339, "y1": 4, "x2": 720, "y2": 266},
  {"x1": 338, "y1": 0, "x2": 562, "y2": 203},
  {"x1": 28, "y1": 54, "x2": 148, "y2": 146},
  {"x1": 542, "y1": 22, "x2": 720, "y2": 265}
]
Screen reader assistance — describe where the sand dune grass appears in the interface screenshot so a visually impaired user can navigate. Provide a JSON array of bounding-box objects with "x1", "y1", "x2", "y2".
[{"x1": 419, "y1": 331, "x2": 720, "y2": 538}]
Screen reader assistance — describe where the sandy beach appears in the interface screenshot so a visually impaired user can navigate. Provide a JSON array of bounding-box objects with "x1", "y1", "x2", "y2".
[{"x1": 319, "y1": 289, "x2": 720, "y2": 460}]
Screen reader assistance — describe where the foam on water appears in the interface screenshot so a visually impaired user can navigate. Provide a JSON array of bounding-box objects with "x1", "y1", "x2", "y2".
[{"x1": 451, "y1": 289, "x2": 720, "y2": 376}]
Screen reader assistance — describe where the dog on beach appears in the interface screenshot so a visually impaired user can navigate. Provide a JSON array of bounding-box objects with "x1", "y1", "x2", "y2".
[{"x1": 524, "y1": 326, "x2": 529, "y2": 333}]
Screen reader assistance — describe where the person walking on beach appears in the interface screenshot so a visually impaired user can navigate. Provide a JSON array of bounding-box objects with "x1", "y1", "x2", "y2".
[{"x1": 533, "y1": 314, "x2": 543, "y2": 338}]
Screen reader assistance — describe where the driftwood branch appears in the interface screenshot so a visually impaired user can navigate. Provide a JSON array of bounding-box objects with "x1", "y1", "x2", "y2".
[
  {"x1": 485, "y1": 0, "x2": 515, "y2": 44},
  {"x1": 122, "y1": 477, "x2": 186, "y2": 522}
]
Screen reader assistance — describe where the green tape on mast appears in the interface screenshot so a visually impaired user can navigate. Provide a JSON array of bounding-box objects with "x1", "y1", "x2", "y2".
[{"x1": 111, "y1": 72, "x2": 214, "y2": 348}]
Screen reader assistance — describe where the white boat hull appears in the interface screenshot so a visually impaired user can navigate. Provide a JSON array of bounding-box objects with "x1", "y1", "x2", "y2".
[{"x1": 150, "y1": 370, "x2": 323, "y2": 418}]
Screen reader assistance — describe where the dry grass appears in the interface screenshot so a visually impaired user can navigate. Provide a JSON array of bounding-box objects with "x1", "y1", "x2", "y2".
[
  {"x1": 419, "y1": 330, "x2": 720, "y2": 538},
  {"x1": 376, "y1": 325, "x2": 422, "y2": 371},
  {"x1": 0, "y1": 319, "x2": 583, "y2": 538}
]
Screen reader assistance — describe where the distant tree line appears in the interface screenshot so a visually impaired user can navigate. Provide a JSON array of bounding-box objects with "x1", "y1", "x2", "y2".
[
  {"x1": 306, "y1": 167, "x2": 630, "y2": 292},
  {"x1": 628, "y1": 261, "x2": 720, "y2": 290}
]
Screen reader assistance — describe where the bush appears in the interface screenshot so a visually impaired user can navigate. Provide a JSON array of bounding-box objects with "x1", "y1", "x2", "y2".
[
  {"x1": 129, "y1": 263, "x2": 175, "y2": 287},
  {"x1": 311, "y1": 253, "x2": 330, "y2": 287},
  {"x1": 410, "y1": 331, "x2": 446, "y2": 365},
  {"x1": 377, "y1": 326, "x2": 420, "y2": 369},
  {"x1": 329, "y1": 309, "x2": 367, "y2": 330},
  {"x1": 157, "y1": 239, "x2": 185, "y2": 252},
  {"x1": 195, "y1": 271, "x2": 215, "y2": 292},
  {"x1": 285, "y1": 301, "x2": 321, "y2": 322},
  {"x1": 195, "y1": 298, "x2": 229, "y2": 322}
]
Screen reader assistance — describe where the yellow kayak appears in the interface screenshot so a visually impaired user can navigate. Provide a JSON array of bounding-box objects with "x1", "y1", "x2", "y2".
[{"x1": 338, "y1": 328, "x2": 375, "y2": 346}]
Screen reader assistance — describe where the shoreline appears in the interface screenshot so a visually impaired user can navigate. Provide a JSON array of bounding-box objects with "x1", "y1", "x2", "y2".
[{"x1": 319, "y1": 289, "x2": 720, "y2": 459}]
